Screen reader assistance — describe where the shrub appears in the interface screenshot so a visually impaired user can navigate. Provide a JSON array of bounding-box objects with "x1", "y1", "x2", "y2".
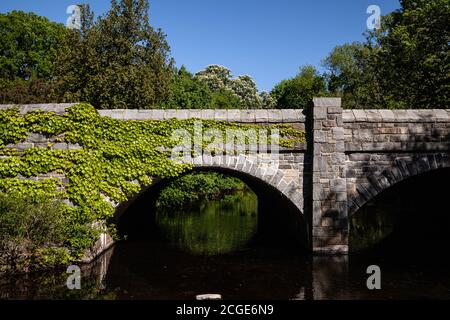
[
  {"x1": 0, "y1": 192, "x2": 73, "y2": 273},
  {"x1": 156, "y1": 172, "x2": 246, "y2": 211}
]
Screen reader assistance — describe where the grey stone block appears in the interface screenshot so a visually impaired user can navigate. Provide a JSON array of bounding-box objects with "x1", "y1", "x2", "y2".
[
  {"x1": 434, "y1": 109, "x2": 450, "y2": 122},
  {"x1": 152, "y1": 109, "x2": 165, "y2": 120},
  {"x1": 328, "y1": 106, "x2": 342, "y2": 114},
  {"x1": 332, "y1": 127, "x2": 344, "y2": 140},
  {"x1": 176, "y1": 110, "x2": 189, "y2": 120},
  {"x1": 342, "y1": 111, "x2": 355, "y2": 122},
  {"x1": 52, "y1": 143, "x2": 69, "y2": 150},
  {"x1": 27, "y1": 133, "x2": 48, "y2": 143},
  {"x1": 123, "y1": 109, "x2": 139, "y2": 119},
  {"x1": 214, "y1": 110, "x2": 227, "y2": 121},
  {"x1": 379, "y1": 109, "x2": 395, "y2": 121},
  {"x1": 365, "y1": 110, "x2": 382, "y2": 122},
  {"x1": 267, "y1": 109, "x2": 282, "y2": 122},
  {"x1": 269, "y1": 170, "x2": 284, "y2": 187},
  {"x1": 352, "y1": 110, "x2": 368, "y2": 122},
  {"x1": 314, "y1": 106, "x2": 327, "y2": 120},
  {"x1": 201, "y1": 110, "x2": 214, "y2": 120},
  {"x1": 99, "y1": 109, "x2": 125, "y2": 119},
  {"x1": 135, "y1": 110, "x2": 153, "y2": 120},
  {"x1": 188, "y1": 110, "x2": 202, "y2": 119},
  {"x1": 313, "y1": 97, "x2": 341, "y2": 108},
  {"x1": 330, "y1": 179, "x2": 346, "y2": 193},
  {"x1": 281, "y1": 109, "x2": 298, "y2": 122},
  {"x1": 68, "y1": 143, "x2": 82, "y2": 150},
  {"x1": 241, "y1": 110, "x2": 256, "y2": 123},
  {"x1": 227, "y1": 110, "x2": 241, "y2": 122},
  {"x1": 255, "y1": 110, "x2": 268, "y2": 122},
  {"x1": 7, "y1": 143, "x2": 34, "y2": 151},
  {"x1": 165, "y1": 109, "x2": 178, "y2": 119}
]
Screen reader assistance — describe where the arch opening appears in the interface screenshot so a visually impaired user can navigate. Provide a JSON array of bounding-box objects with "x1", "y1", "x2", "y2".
[
  {"x1": 349, "y1": 167, "x2": 450, "y2": 257},
  {"x1": 113, "y1": 167, "x2": 309, "y2": 255}
]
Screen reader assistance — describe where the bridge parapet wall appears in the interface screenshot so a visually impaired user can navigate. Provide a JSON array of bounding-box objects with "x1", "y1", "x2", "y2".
[
  {"x1": 2, "y1": 102, "x2": 450, "y2": 256},
  {"x1": 343, "y1": 109, "x2": 450, "y2": 152}
]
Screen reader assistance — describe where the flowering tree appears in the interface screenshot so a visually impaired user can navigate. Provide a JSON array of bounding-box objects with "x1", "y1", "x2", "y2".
[{"x1": 195, "y1": 65, "x2": 263, "y2": 109}]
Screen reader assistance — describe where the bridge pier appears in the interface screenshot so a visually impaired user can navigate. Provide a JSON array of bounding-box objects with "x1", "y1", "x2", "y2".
[{"x1": 311, "y1": 98, "x2": 348, "y2": 255}]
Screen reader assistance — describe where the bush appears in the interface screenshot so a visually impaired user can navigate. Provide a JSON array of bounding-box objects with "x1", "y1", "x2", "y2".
[
  {"x1": 0, "y1": 192, "x2": 73, "y2": 273},
  {"x1": 156, "y1": 172, "x2": 246, "y2": 211}
]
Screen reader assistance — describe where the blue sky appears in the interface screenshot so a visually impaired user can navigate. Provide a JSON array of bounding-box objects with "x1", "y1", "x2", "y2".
[{"x1": 0, "y1": 0, "x2": 400, "y2": 91}]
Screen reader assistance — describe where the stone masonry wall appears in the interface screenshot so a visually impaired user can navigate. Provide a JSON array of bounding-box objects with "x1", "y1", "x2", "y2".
[{"x1": 1, "y1": 103, "x2": 449, "y2": 256}]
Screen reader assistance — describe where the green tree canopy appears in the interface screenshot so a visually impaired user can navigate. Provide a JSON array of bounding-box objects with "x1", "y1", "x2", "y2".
[
  {"x1": 161, "y1": 66, "x2": 213, "y2": 109},
  {"x1": 0, "y1": 11, "x2": 67, "y2": 103},
  {"x1": 54, "y1": 0, "x2": 174, "y2": 109},
  {"x1": 324, "y1": 0, "x2": 449, "y2": 109},
  {"x1": 270, "y1": 65, "x2": 326, "y2": 108},
  {"x1": 323, "y1": 43, "x2": 383, "y2": 108},
  {"x1": 371, "y1": 0, "x2": 449, "y2": 108}
]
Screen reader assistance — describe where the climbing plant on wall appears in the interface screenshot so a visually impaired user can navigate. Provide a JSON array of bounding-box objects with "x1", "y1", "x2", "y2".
[{"x1": 0, "y1": 103, "x2": 305, "y2": 266}]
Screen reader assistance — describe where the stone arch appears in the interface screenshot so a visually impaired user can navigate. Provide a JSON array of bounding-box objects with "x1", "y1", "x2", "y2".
[
  {"x1": 191, "y1": 154, "x2": 304, "y2": 213},
  {"x1": 109, "y1": 153, "x2": 304, "y2": 221},
  {"x1": 110, "y1": 153, "x2": 308, "y2": 253},
  {"x1": 347, "y1": 153, "x2": 450, "y2": 217}
]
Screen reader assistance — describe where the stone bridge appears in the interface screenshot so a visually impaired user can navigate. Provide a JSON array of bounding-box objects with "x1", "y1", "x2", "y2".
[{"x1": 2, "y1": 98, "x2": 449, "y2": 257}]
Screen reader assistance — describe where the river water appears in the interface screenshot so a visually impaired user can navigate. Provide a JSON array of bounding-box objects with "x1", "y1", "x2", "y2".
[{"x1": 1, "y1": 187, "x2": 450, "y2": 300}]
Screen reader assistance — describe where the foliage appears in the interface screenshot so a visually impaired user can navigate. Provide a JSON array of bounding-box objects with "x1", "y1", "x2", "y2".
[
  {"x1": 156, "y1": 172, "x2": 246, "y2": 210},
  {"x1": 231, "y1": 75, "x2": 262, "y2": 108},
  {"x1": 0, "y1": 103, "x2": 304, "y2": 269},
  {"x1": 271, "y1": 65, "x2": 326, "y2": 108},
  {"x1": 0, "y1": 78, "x2": 56, "y2": 104},
  {"x1": 0, "y1": 192, "x2": 73, "y2": 272},
  {"x1": 53, "y1": 0, "x2": 174, "y2": 109},
  {"x1": 368, "y1": 0, "x2": 449, "y2": 109},
  {"x1": 259, "y1": 91, "x2": 276, "y2": 109},
  {"x1": 160, "y1": 66, "x2": 213, "y2": 109},
  {"x1": 156, "y1": 187, "x2": 257, "y2": 255},
  {"x1": 0, "y1": 11, "x2": 67, "y2": 104},
  {"x1": 194, "y1": 65, "x2": 262, "y2": 109},
  {"x1": 323, "y1": 43, "x2": 382, "y2": 108},
  {"x1": 162, "y1": 66, "x2": 262, "y2": 109},
  {"x1": 210, "y1": 88, "x2": 243, "y2": 109},
  {"x1": 324, "y1": 0, "x2": 449, "y2": 109}
]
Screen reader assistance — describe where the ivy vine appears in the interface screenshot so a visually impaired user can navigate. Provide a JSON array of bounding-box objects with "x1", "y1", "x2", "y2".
[{"x1": 0, "y1": 103, "x2": 305, "y2": 259}]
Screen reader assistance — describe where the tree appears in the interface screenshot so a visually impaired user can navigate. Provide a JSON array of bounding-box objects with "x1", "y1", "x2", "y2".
[
  {"x1": 323, "y1": 0, "x2": 449, "y2": 109},
  {"x1": 194, "y1": 65, "x2": 263, "y2": 108},
  {"x1": 271, "y1": 65, "x2": 326, "y2": 108},
  {"x1": 195, "y1": 65, "x2": 233, "y2": 92},
  {"x1": 323, "y1": 43, "x2": 384, "y2": 108},
  {"x1": 54, "y1": 0, "x2": 174, "y2": 109},
  {"x1": 259, "y1": 91, "x2": 276, "y2": 109},
  {"x1": 231, "y1": 75, "x2": 262, "y2": 108},
  {"x1": 0, "y1": 11, "x2": 67, "y2": 103},
  {"x1": 210, "y1": 88, "x2": 242, "y2": 109},
  {"x1": 370, "y1": 0, "x2": 449, "y2": 109},
  {"x1": 161, "y1": 66, "x2": 213, "y2": 109}
]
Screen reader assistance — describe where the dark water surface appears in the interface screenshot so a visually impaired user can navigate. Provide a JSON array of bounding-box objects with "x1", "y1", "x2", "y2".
[
  {"x1": 1, "y1": 241, "x2": 450, "y2": 300},
  {"x1": 1, "y1": 178, "x2": 450, "y2": 300}
]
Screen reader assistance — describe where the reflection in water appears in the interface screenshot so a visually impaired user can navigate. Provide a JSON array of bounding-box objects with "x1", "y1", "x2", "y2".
[
  {"x1": 1, "y1": 170, "x2": 450, "y2": 299},
  {"x1": 2, "y1": 243, "x2": 450, "y2": 300},
  {"x1": 155, "y1": 189, "x2": 257, "y2": 255}
]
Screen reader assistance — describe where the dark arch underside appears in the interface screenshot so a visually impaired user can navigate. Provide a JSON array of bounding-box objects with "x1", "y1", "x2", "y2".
[
  {"x1": 113, "y1": 167, "x2": 309, "y2": 253},
  {"x1": 349, "y1": 167, "x2": 450, "y2": 254}
]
